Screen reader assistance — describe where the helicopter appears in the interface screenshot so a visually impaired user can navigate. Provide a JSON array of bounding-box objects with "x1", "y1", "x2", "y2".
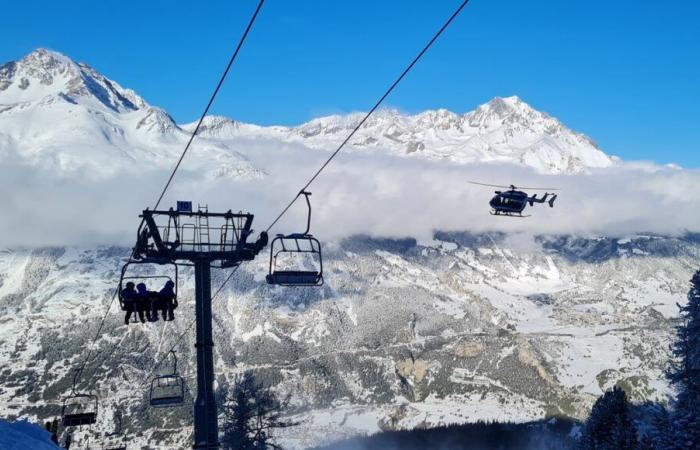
[{"x1": 468, "y1": 181, "x2": 559, "y2": 217}]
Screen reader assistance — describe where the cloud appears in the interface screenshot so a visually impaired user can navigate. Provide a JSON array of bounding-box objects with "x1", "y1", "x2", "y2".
[{"x1": 2, "y1": 139, "x2": 700, "y2": 248}]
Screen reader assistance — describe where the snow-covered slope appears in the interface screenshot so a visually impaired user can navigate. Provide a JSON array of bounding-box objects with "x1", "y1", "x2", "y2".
[
  {"x1": 0, "y1": 235, "x2": 694, "y2": 448},
  {"x1": 0, "y1": 49, "x2": 263, "y2": 180},
  {"x1": 1, "y1": 49, "x2": 612, "y2": 177}
]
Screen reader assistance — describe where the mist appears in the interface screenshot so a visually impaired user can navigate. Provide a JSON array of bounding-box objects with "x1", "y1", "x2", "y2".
[{"x1": 2, "y1": 139, "x2": 699, "y2": 248}]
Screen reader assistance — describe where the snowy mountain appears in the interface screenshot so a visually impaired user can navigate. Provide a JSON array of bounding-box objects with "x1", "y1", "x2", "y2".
[
  {"x1": 1, "y1": 49, "x2": 612, "y2": 178},
  {"x1": 264, "y1": 98, "x2": 613, "y2": 174},
  {"x1": 0, "y1": 234, "x2": 695, "y2": 448},
  {"x1": 185, "y1": 98, "x2": 614, "y2": 175},
  {"x1": 0, "y1": 49, "x2": 263, "y2": 180},
  {"x1": 0, "y1": 49, "x2": 692, "y2": 450}
]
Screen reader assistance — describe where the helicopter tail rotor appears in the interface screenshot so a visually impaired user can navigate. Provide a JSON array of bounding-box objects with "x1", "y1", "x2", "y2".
[{"x1": 548, "y1": 194, "x2": 557, "y2": 208}]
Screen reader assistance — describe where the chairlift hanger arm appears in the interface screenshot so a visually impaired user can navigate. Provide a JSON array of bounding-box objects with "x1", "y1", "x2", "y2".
[{"x1": 301, "y1": 191, "x2": 312, "y2": 236}]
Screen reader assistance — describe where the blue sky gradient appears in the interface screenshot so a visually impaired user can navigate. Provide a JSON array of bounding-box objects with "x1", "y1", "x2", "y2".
[{"x1": 1, "y1": 0, "x2": 698, "y2": 166}]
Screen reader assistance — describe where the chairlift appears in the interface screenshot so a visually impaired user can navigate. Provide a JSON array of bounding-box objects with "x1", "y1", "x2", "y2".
[
  {"x1": 101, "y1": 412, "x2": 128, "y2": 450},
  {"x1": 267, "y1": 191, "x2": 323, "y2": 286},
  {"x1": 61, "y1": 370, "x2": 98, "y2": 427},
  {"x1": 118, "y1": 260, "x2": 178, "y2": 323},
  {"x1": 149, "y1": 351, "x2": 185, "y2": 408}
]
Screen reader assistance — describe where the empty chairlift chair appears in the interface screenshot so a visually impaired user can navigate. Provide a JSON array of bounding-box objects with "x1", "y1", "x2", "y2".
[
  {"x1": 101, "y1": 413, "x2": 128, "y2": 450},
  {"x1": 149, "y1": 351, "x2": 185, "y2": 408},
  {"x1": 266, "y1": 191, "x2": 323, "y2": 287},
  {"x1": 61, "y1": 373, "x2": 98, "y2": 427}
]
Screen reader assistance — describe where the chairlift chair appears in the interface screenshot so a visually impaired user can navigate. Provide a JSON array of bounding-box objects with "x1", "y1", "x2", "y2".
[
  {"x1": 103, "y1": 443, "x2": 127, "y2": 450},
  {"x1": 118, "y1": 260, "x2": 178, "y2": 323},
  {"x1": 61, "y1": 372, "x2": 98, "y2": 427},
  {"x1": 266, "y1": 191, "x2": 323, "y2": 287},
  {"x1": 101, "y1": 412, "x2": 127, "y2": 450},
  {"x1": 149, "y1": 351, "x2": 185, "y2": 408}
]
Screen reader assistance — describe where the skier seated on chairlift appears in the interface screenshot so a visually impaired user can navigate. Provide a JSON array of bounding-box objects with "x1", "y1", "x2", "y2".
[
  {"x1": 121, "y1": 281, "x2": 144, "y2": 325},
  {"x1": 151, "y1": 280, "x2": 177, "y2": 322},
  {"x1": 136, "y1": 282, "x2": 158, "y2": 322}
]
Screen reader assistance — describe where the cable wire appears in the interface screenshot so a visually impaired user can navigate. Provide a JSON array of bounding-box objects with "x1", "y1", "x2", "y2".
[
  {"x1": 152, "y1": 0, "x2": 266, "y2": 211},
  {"x1": 72, "y1": 251, "x2": 134, "y2": 389},
  {"x1": 265, "y1": 0, "x2": 471, "y2": 233}
]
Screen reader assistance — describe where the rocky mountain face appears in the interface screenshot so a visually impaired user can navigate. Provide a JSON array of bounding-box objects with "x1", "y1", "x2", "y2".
[
  {"x1": 1, "y1": 49, "x2": 612, "y2": 178},
  {"x1": 0, "y1": 234, "x2": 694, "y2": 449}
]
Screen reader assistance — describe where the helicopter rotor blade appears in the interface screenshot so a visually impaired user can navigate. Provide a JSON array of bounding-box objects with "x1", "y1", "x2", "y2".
[
  {"x1": 468, "y1": 181, "x2": 561, "y2": 191},
  {"x1": 517, "y1": 186, "x2": 561, "y2": 191},
  {"x1": 467, "y1": 181, "x2": 512, "y2": 189}
]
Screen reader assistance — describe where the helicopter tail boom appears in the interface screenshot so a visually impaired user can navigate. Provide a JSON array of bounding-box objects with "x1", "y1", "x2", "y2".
[{"x1": 528, "y1": 193, "x2": 547, "y2": 206}]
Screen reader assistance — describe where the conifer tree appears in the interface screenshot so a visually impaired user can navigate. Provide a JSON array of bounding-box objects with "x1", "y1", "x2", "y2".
[
  {"x1": 666, "y1": 270, "x2": 700, "y2": 449},
  {"x1": 220, "y1": 372, "x2": 296, "y2": 450},
  {"x1": 577, "y1": 386, "x2": 637, "y2": 450}
]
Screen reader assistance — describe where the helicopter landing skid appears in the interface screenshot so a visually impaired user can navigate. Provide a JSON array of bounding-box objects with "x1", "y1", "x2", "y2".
[{"x1": 490, "y1": 211, "x2": 530, "y2": 218}]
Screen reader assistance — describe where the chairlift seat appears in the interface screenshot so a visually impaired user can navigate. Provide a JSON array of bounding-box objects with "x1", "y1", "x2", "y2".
[
  {"x1": 266, "y1": 270, "x2": 323, "y2": 286},
  {"x1": 150, "y1": 394, "x2": 185, "y2": 407},
  {"x1": 62, "y1": 411, "x2": 97, "y2": 427}
]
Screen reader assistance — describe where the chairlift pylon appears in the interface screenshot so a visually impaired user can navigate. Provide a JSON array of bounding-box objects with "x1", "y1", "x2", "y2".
[
  {"x1": 267, "y1": 191, "x2": 323, "y2": 286},
  {"x1": 61, "y1": 369, "x2": 98, "y2": 427},
  {"x1": 149, "y1": 350, "x2": 185, "y2": 408}
]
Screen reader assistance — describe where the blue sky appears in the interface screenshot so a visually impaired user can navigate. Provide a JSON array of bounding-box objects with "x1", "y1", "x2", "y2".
[{"x1": 1, "y1": 0, "x2": 698, "y2": 167}]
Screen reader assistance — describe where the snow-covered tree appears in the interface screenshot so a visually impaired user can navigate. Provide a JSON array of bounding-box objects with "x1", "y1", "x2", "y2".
[
  {"x1": 220, "y1": 372, "x2": 296, "y2": 450},
  {"x1": 666, "y1": 270, "x2": 700, "y2": 449},
  {"x1": 578, "y1": 386, "x2": 637, "y2": 450}
]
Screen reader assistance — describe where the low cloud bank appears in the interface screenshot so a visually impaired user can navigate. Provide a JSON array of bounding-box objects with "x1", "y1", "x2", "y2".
[{"x1": 2, "y1": 141, "x2": 699, "y2": 247}]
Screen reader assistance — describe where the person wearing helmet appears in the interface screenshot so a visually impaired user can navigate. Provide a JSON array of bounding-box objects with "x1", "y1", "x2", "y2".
[
  {"x1": 155, "y1": 280, "x2": 178, "y2": 321},
  {"x1": 121, "y1": 281, "x2": 139, "y2": 325},
  {"x1": 136, "y1": 282, "x2": 155, "y2": 322}
]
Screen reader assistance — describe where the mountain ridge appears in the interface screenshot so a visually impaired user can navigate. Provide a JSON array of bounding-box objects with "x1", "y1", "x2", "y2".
[{"x1": 1, "y1": 48, "x2": 613, "y2": 175}]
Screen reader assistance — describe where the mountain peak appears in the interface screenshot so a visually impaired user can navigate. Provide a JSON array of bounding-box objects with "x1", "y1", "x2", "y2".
[
  {"x1": 20, "y1": 48, "x2": 75, "y2": 72},
  {"x1": 0, "y1": 48, "x2": 146, "y2": 112},
  {"x1": 470, "y1": 95, "x2": 537, "y2": 122}
]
